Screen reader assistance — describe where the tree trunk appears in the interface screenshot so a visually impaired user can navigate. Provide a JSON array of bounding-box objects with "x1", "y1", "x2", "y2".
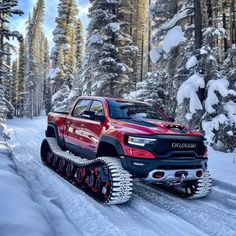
[{"x1": 193, "y1": 0, "x2": 203, "y2": 49}]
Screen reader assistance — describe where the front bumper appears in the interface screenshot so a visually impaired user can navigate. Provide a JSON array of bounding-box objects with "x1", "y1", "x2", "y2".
[{"x1": 120, "y1": 156, "x2": 208, "y2": 179}]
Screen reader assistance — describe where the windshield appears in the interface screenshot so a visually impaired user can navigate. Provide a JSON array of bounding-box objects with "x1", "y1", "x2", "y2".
[{"x1": 107, "y1": 100, "x2": 167, "y2": 121}]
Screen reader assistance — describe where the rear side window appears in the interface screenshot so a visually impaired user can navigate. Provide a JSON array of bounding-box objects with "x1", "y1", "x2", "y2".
[
  {"x1": 90, "y1": 100, "x2": 104, "y2": 116},
  {"x1": 72, "y1": 100, "x2": 91, "y2": 117}
]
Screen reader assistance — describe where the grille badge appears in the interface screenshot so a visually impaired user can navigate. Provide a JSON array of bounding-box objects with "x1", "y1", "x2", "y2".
[{"x1": 172, "y1": 143, "x2": 196, "y2": 149}]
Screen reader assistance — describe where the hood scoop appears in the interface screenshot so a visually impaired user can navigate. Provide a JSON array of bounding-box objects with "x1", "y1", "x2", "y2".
[{"x1": 165, "y1": 124, "x2": 188, "y2": 134}]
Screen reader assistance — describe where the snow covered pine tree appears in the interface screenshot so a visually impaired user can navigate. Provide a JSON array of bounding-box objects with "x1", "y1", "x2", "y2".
[
  {"x1": 24, "y1": 0, "x2": 45, "y2": 118},
  {"x1": 0, "y1": 0, "x2": 23, "y2": 139},
  {"x1": 134, "y1": 0, "x2": 236, "y2": 151},
  {"x1": 81, "y1": 0, "x2": 137, "y2": 97},
  {"x1": 49, "y1": 0, "x2": 83, "y2": 112}
]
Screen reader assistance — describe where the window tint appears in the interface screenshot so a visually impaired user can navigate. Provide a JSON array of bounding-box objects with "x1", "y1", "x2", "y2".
[
  {"x1": 72, "y1": 100, "x2": 91, "y2": 117},
  {"x1": 107, "y1": 100, "x2": 167, "y2": 121},
  {"x1": 90, "y1": 100, "x2": 104, "y2": 116}
]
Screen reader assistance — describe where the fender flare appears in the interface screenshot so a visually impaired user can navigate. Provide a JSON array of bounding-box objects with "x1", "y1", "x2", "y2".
[
  {"x1": 46, "y1": 122, "x2": 66, "y2": 150},
  {"x1": 98, "y1": 136, "x2": 124, "y2": 156},
  {"x1": 46, "y1": 122, "x2": 60, "y2": 139}
]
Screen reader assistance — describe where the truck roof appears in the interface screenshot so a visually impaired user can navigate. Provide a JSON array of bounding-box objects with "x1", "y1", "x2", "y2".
[{"x1": 79, "y1": 96, "x2": 149, "y2": 105}]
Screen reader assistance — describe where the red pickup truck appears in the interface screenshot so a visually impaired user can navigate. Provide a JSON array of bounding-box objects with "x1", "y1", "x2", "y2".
[{"x1": 41, "y1": 96, "x2": 212, "y2": 204}]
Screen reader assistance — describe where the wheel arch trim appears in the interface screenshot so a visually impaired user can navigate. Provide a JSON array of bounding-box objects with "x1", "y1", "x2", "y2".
[{"x1": 97, "y1": 136, "x2": 124, "y2": 157}]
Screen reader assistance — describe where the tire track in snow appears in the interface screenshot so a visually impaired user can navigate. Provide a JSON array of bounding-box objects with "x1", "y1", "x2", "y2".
[{"x1": 134, "y1": 182, "x2": 236, "y2": 236}]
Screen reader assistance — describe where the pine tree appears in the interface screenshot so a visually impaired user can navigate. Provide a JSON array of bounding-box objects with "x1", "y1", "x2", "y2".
[
  {"x1": 128, "y1": 0, "x2": 178, "y2": 115},
  {"x1": 130, "y1": 0, "x2": 149, "y2": 87},
  {"x1": 127, "y1": 0, "x2": 236, "y2": 151},
  {"x1": 43, "y1": 38, "x2": 51, "y2": 114},
  {"x1": 17, "y1": 39, "x2": 26, "y2": 117},
  {"x1": 175, "y1": 1, "x2": 236, "y2": 151},
  {"x1": 11, "y1": 59, "x2": 18, "y2": 116},
  {"x1": 24, "y1": 0, "x2": 45, "y2": 118},
  {"x1": 0, "y1": 0, "x2": 23, "y2": 139},
  {"x1": 75, "y1": 18, "x2": 83, "y2": 74},
  {"x1": 49, "y1": 0, "x2": 83, "y2": 111},
  {"x1": 81, "y1": 0, "x2": 137, "y2": 97},
  {"x1": 2, "y1": 43, "x2": 12, "y2": 118}
]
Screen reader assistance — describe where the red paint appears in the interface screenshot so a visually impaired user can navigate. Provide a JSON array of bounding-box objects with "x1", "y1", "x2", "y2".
[{"x1": 48, "y1": 96, "x2": 204, "y2": 159}]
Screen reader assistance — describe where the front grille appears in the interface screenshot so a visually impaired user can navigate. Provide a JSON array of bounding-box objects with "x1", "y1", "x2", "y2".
[{"x1": 146, "y1": 135, "x2": 206, "y2": 159}]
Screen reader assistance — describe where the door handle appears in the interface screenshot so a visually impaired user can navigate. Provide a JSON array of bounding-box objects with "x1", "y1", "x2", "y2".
[{"x1": 81, "y1": 124, "x2": 85, "y2": 127}]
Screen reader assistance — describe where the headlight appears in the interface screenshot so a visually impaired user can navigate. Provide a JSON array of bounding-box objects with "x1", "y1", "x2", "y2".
[{"x1": 127, "y1": 136, "x2": 157, "y2": 146}]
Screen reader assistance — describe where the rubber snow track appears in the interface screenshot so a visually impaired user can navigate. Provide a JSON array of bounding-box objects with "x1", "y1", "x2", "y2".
[{"x1": 8, "y1": 117, "x2": 236, "y2": 236}]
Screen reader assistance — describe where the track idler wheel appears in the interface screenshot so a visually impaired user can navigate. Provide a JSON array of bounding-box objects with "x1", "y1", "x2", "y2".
[
  {"x1": 66, "y1": 162, "x2": 75, "y2": 178},
  {"x1": 86, "y1": 168, "x2": 102, "y2": 193},
  {"x1": 91, "y1": 168, "x2": 102, "y2": 193},
  {"x1": 52, "y1": 154, "x2": 59, "y2": 169},
  {"x1": 86, "y1": 166, "x2": 111, "y2": 200},
  {"x1": 47, "y1": 151, "x2": 54, "y2": 164},
  {"x1": 75, "y1": 167, "x2": 86, "y2": 184},
  {"x1": 86, "y1": 169, "x2": 95, "y2": 189},
  {"x1": 58, "y1": 158, "x2": 66, "y2": 173}
]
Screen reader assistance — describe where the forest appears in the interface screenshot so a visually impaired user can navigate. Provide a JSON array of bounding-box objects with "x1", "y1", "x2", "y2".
[{"x1": 0, "y1": 0, "x2": 235, "y2": 152}]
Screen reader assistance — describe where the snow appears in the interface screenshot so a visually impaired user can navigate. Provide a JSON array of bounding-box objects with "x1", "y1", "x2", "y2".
[
  {"x1": 177, "y1": 73, "x2": 205, "y2": 114},
  {"x1": 162, "y1": 26, "x2": 186, "y2": 53},
  {"x1": 0, "y1": 122, "x2": 10, "y2": 141},
  {"x1": 208, "y1": 146, "x2": 236, "y2": 185},
  {"x1": 200, "y1": 47, "x2": 208, "y2": 55},
  {"x1": 63, "y1": 43, "x2": 71, "y2": 50},
  {"x1": 158, "y1": 8, "x2": 191, "y2": 32},
  {"x1": 205, "y1": 79, "x2": 236, "y2": 114},
  {"x1": 227, "y1": 131, "x2": 234, "y2": 136},
  {"x1": 108, "y1": 22, "x2": 120, "y2": 32},
  {"x1": 224, "y1": 101, "x2": 236, "y2": 125},
  {"x1": 89, "y1": 34, "x2": 103, "y2": 44},
  {"x1": 52, "y1": 89, "x2": 64, "y2": 103},
  {"x1": 47, "y1": 67, "x2": 61, "y2": 80},
  {"x1": 0, "y1": 143, "x2": 54, "y2": 236},
  {"x1": 186, "y1": 56, "x2": 198, "y2": 70},
  {"x1": 202, "y1": 114, "x2": 228, "y2": 144},
  {"x1": 67, "y1": 89, "x2": 77, "y2": 100},
  {"x1": 0, "y1": 116, "x2": 235, "y2": 236},
  {"x1": 203, "y1": 27, "x2": 226, "y2": 37},
  {"x1": 150, "y1": 48, "x2": 162, "y2": 64}
]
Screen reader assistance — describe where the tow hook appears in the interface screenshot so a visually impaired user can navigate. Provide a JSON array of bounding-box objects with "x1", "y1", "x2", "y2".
[{"x1": 171, "y1": 172, "x2": 187, "y2": 186}]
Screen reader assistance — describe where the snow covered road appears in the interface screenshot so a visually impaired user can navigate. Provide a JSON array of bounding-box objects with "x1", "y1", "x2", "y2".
[{"x1": 6, "y1": 116, "x2": 236, "y2": 236}]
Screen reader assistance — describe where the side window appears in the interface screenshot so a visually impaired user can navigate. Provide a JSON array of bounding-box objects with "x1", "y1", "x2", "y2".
[
  {"x1": 90, "y1": 100, "x2": 104, "y2": 116},
  {"x1": 72, "y1": 100, "x2": 91, "y2": 117}
]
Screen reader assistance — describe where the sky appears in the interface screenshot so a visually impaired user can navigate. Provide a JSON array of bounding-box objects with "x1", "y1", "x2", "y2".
[{"x1": 11, "y1": 0, "x2": 90, "y2": 52}]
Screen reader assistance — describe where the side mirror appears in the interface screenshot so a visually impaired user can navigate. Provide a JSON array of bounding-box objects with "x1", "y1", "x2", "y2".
[{"x1": 83, "y1": 110, "x2": 105, "y2": 122}]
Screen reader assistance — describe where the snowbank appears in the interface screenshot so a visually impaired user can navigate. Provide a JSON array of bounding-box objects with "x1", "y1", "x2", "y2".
[
  {"x1": 208, "y1": 146, "x2": 236, "y2": 186},
  {"x1": 0, "y1": 143, "x2": 53, "y2": 236}
]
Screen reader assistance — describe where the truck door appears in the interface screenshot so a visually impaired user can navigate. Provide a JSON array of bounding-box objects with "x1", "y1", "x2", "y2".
[
  {"x1": 85, "y1": 100, "x2": 105, "y2": 156},
  {"x1": 64, "y1": 99, "x2": 92, "y2": 156}
]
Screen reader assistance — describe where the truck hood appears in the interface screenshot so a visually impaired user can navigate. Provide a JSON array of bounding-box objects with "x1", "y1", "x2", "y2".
[{"x1": 110, "y1": 118, "x2": 203, "y2": 137}]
